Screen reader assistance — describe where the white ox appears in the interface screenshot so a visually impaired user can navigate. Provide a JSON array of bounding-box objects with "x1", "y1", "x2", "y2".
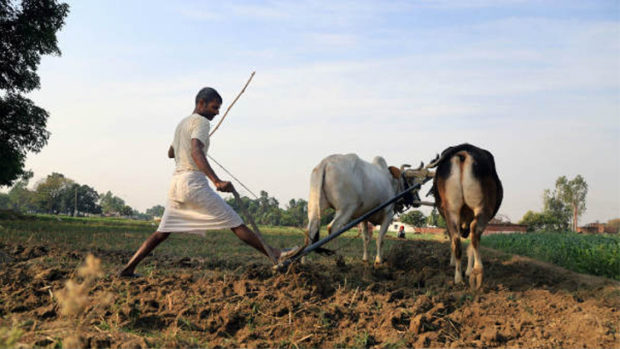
[{"x1": 305, "y1": 154, "x2": 420, "y2": 264}]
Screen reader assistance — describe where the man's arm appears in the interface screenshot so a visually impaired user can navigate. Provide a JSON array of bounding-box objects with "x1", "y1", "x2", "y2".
[
  {"x1": 168, "y1": 146, "x2": 175, "y2": 158},
  {"x1": 191, "y1": 139, "x2": 233, "y2": 192}
]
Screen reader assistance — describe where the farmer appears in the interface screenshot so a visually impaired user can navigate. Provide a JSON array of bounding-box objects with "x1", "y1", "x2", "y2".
[
  {"x1": 397, "y1": 225, "x2": 405, "y2": 239},
  {"x1": 119, "y1": 87, "x2": 299, "y2": 277}
]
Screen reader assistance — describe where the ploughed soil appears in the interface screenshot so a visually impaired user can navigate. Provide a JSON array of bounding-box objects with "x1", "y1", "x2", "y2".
[{"x1": 0, "y1": 239, "x2": 618, "y2": 348}]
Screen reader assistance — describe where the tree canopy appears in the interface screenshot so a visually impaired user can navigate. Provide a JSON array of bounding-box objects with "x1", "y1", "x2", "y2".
[
  {"x1": 226, "y1": 191, "x2": 310, "y2": 227},
  {"x1": 0, "y1": 171, "x2": 103, "y2": 215},
  {"x1": 146, "y1": 205, "x2": 165, "y2": 218},
  {"x1": 99, "y1": 191, "x2": 127, "y2": 216},
  {"x1": 555, "y1": 175, "x2": 588, "y2": 231},
  {"x1": 427, "y1": 208, "x2": 446, "y2": 228},
  {"x1": 520, "y1": 175, "x2": 588, "y2": 232},
  {"x1": 0, "y1": 0, "x2": 69, "y2": 186},
  {"x1": 399, "y1": 210, "x2": 426, "y2": 227}
]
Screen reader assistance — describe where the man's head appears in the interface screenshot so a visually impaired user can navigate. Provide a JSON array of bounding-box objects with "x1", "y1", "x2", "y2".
[{"x1": 194, "y1": 87, "x2": 222, "y2": 120}]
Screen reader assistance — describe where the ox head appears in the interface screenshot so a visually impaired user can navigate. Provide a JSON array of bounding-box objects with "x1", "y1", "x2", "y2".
[{"x1": 388, "y1": 163, "x2": 426, "y2": 213}]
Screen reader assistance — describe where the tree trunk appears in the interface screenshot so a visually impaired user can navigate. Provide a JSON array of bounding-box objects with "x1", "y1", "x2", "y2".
[{"x1": 573, "y1": 203, "x2": 578, "y2": 232}]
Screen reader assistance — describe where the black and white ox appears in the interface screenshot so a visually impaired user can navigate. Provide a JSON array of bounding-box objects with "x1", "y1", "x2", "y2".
[
  {"x1": 305, "y1": 154, "x2": 422, "y2": 264},
  {"x1": 427, "y1": 143, "x2": 503, "y2": 289}
]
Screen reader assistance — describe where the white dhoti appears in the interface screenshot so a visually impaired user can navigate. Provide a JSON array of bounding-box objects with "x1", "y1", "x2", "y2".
[{"x1": 157, "y1": 171, "x2": 243, "y2": 235}]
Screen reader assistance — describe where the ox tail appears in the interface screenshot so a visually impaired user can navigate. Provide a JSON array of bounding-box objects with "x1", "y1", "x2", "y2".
[
  {"x1": 455, "y1": 150, "x2": 472, "y2": 239},
  {"x1": 306, "y1": 162, "x2": 335, "y2": 255}
]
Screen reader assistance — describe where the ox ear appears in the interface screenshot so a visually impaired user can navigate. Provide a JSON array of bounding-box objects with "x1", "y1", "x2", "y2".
[{"x1": 388, "y1": 166, "x2": 401, "y2": 179}]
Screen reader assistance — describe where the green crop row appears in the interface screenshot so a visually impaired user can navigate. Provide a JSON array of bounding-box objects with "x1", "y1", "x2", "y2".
[{"x1": 481, "y1": 232, "x2": 620, "y2": 280}]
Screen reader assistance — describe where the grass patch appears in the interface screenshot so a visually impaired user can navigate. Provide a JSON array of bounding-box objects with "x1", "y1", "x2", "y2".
[
  {"x1": 481, "y1": 232, "x2": 620, "y2": 280},
  {"x1": 0, "y1": 214, "x2": 418, "y2": 269}
]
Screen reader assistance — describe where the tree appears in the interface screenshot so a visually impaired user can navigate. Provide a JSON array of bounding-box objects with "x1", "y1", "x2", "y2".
[
  {"x1": 120, "y1": 205, "x2": 133, "y2": 217},
  {"x1": 519, "y1": 210, "x2": 567, "y2": 232},
  {"x1": 0, "y1": 193, "x2": 9, "y2": 209},
  {"x1": 519, "y1": 180, "x2": 578, "y2": 232},
  {"x1": 69, "y1": 184, "x2": 101, "y2": 215},
  {"x1": 32, "y1": 172, "x2": 73, "y2": 213},
  {"x1": 555, "y1": 175, "x2": 588, "y2": 231},
  {"x1": 426, "y1": 208, "x2": 446, "y2": 228},
  {"x1": 541, "y1": 188, "x2": 571, "y2": 231},
  {"x1": 0, "y1": 0, "x2": 70, "y2": 186},
  {"x1": 99, "y1": 191, "x2": 126, "y2": 215},
  {"x1": 146, "y1": 204, "x2": 165, "y2": 218},
  {"x1": 281, "y1": 199, "x2": 308, "y2": 227},
  {"x1": 400, "y1": 210, "x2": 426, "y2": 227},
  {"x1": 5, "y1": 170, "x2": 36, "y2": 212}
]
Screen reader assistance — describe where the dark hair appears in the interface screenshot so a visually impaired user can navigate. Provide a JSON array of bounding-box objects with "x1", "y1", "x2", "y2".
[{"x1": 195, "y1": 87, "x2": 222, "y2": 104}]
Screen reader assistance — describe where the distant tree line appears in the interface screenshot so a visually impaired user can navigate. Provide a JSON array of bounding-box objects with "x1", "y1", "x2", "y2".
[
  {"x1": 3, "y1": 172, "x2": 614, "y2": 232},
  {"x1": 0, "y1": 171, "x2": 163, "y2": 220},
  {"x1": 0, "y1": 172, "x2": 315, "y2": 226},
  {"x1": 226, "y1": 190, "x2": 312, "y2": 228}
]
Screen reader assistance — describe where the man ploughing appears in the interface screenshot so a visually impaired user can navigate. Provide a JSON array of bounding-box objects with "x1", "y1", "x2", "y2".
[{"x1": 120, "y1": 87, "x2": 299, "y2": 277}]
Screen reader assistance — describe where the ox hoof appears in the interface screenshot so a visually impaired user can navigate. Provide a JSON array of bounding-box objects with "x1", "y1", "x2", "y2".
[
  {"x1": 454, "y1": 274, "x2": 464, "y2": 285},
  {"x1": 468, "y1": 268, "x2": 483, "y2": 290}
]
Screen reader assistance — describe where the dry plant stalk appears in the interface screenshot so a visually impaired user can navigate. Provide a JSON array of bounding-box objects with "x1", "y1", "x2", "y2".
[
  {"x1": 55, "y1": 254, "x2": 113, "y2": 345},
  {"x1": 57, "y1": 279, "x2": 89, "y2": 317},
  {"x1": 57, "y1": 254, "x2": 106, "y2": 316},
  {"x1": 78, "y1": 254, "x2": 103, "y2": 279}
]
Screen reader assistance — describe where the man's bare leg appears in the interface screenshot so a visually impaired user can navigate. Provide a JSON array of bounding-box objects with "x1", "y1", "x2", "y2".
[
  {"x1": 119, "y1": 231, "x2": 170, "y2": 276},
  {"x1": 231, "y1": 224, "x2": 282, "y2": 262}
]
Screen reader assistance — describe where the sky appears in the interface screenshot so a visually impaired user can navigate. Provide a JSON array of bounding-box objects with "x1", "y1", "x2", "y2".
[{"x1": 17, "y1": 0, "x2": 620, "y2": 224}]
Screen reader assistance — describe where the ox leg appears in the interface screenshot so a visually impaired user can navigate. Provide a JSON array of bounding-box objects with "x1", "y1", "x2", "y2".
[
  {"x1": 327, "y1": 207, "x2": 355, "y2": 236},
  {"x1": 466, "y1": 243, "x2": 474, "y2": 277},
  {"x1": 451, "y1": 233, "x2": 463, "y2": 284},
  {"x1": 445, "y1": 213, "x2": 463, "y2": 285},
  {"x1": 325, "y1": 207, "x2": 356, "y2": 260},
  {"x1": 361, "y1": 222, "x2": 371, "y2": 263},
  {"x1": 467, "y1": 213, "x2": 488, "y2": 290},
  {"x1": 449, "y1": 241, "x2": 456, "y2": 266},
  {"x1": 374, "y1": 216, "x2": 391, "y2": 265}
]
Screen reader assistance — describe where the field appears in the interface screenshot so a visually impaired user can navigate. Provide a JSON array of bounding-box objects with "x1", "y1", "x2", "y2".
[
  {"x1": 0, "y1": 214, "x2": 619, "y2": 348},
  {"x1": 482, "y1": 232, "x2": 620, "y2": 280}
]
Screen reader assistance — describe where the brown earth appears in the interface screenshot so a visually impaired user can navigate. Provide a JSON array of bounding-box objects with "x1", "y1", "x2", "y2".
[{"x1": 0, "y1": 239, "x2": 618, "y2": 348}]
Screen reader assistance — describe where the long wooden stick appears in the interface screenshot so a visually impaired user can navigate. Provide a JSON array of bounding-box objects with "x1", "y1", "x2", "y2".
[{"x1": 209, "y1": 71, "x2": 256, "y2": 137}]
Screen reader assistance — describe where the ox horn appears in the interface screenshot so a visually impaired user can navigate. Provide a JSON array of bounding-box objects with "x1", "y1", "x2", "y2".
[
  {"x1": 425, "y1": 153, "x2": 442, "y2": 169},
  {"x1": 403, "y1": 161, "x2": 435, "y2": 179},
  {"x1": 400, "y1": 164, "x2": 411, "y2": 172}
]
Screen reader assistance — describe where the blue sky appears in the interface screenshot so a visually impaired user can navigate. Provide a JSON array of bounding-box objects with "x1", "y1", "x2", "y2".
[{"x1": 22, "y1": 0, "x2": 620, "y2": 223}]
